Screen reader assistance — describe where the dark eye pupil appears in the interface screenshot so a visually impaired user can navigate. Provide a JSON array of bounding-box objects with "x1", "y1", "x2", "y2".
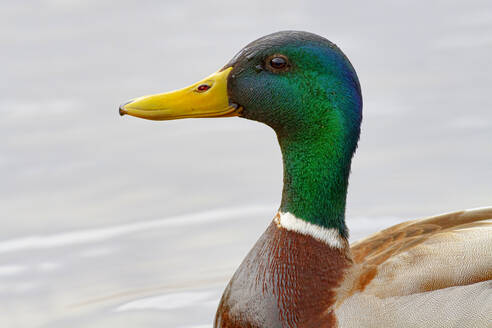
[{"x1": 270, "y1": 57, "x2": 286, "y2": 69}]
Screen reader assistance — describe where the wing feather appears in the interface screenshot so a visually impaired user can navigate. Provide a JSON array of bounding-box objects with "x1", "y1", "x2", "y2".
[{"x1": 348, "y1": 207, "x2": 492, "y2": 297}]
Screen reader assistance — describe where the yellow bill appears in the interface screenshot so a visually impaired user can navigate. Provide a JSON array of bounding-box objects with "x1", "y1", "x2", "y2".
[{"x1": 119, "y1": 67, "x2": 240, "y2": 121}]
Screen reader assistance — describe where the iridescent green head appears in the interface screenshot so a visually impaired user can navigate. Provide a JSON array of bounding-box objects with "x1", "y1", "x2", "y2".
[
  {"x1": 225, "y1": 31, "x2": 362, "y2": 142},
  {"x1": 225, "y1": 31, "x2": 362, "y2": 236},
  {"x1": 120, "y1": 31, "x2": 363, "y2": 237}
]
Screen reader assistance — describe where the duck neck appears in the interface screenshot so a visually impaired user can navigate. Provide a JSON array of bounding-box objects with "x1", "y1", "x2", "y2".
[{"x1": 277, "y1": 125, "x2": 356, "y2": 238}]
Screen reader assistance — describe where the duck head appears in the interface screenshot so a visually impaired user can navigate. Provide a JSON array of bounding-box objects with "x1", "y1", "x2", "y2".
[
  {"x1": 120, "y1": 31, "x2": 362, "y2": 237},
  {"x1": 120, "y1": 31, "x2": 361, "y2": 138}
]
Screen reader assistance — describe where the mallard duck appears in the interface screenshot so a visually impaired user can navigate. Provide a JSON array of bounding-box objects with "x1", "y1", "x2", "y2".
[{"x1": 119, "y1": 31, "x2": 492, "y2": 328}]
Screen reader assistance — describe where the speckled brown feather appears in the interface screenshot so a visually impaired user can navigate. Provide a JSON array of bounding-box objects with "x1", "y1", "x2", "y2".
[
  {"x1": 215, "y1": 209, "x2": 491, "y2": 327},
  {"x1": 214, "y1": 216, "x2": 351, "y2": 328}
]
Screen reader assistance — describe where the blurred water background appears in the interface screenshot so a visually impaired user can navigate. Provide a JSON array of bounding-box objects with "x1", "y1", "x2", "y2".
[{"x1": 1, "y1": 1, "x2": 491, "y2": 327}]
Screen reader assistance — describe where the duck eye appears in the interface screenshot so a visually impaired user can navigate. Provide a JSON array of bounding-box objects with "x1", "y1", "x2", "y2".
[
  {"x1": 266, "y1": 55, "x2": 289, "y2": 72},
  {"x1": 270, "y1": 57, "x2": 286, "y2": 68}
]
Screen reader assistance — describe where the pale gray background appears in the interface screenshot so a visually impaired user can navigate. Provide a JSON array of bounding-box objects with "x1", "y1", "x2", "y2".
[{"x1": 1, "y1": 1, "x2": 491, "y2": 327}]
